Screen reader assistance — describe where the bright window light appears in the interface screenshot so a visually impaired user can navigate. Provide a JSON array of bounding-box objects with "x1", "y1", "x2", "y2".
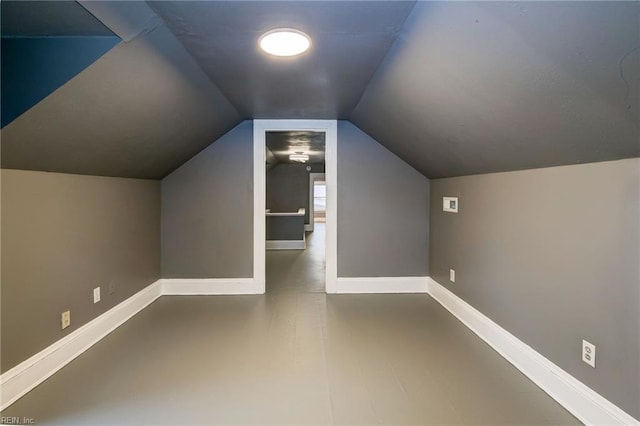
[{"x1": 259, "y1": 29, "x2": 311, "y2": 57}]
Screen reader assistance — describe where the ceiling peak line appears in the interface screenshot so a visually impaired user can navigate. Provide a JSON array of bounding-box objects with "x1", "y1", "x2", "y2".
[
  {"x1": 618, "y1": 45, "x2": 640, "y2": 108},
  {"x1": 348, "y1": 0, "x2": 419, "y2": 121},
  {"x1": 78, "y1": 1, "x2": 159, "y2": 44}
]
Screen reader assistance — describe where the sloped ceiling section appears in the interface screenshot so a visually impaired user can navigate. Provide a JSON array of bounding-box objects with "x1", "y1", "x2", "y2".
[
  {"x1": 148, "y1": 1, "x2": 416, "y2": 119},
  {"x1": 1, "y1": 0, "x2": 114, "y2": 36},
  {"x1": 1, "y1": 1, "x2": 120, "y2": 127},
  {"x1": 78, "y1": 1, "x2": 160, "y2": 42},
  {"x1": 351, "y1": 2, "x2": 640, "y2": 178},
  {"x1": 1, "y1": 37, "x2": 121, "y2": 127},
  {"x1": 2, "y1": 1, "x2": 637, "y2": 179},
  {"x1": 1, "y1": 1, "x2": 240, "y2": 179}
]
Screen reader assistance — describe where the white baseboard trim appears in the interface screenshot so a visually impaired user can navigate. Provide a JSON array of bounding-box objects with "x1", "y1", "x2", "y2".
[
  {"x1": 336, "y1": 276, "x2": 429, "y2": 294},
  {"x1": 266, "y1": 240, "x2": 305, "y2": 250},
  {"x1": 427, "y1": 278, "x2": 639, "y2": 426},
  {"x1": 161, "y1": 278, "x2": 260, "y2": 295},
  {"x1": 0, "y1": 277, "x2": 263, "y2": 410},
  {"x1": 0, "y1": 280, "x2": 162, "y2": 412}
]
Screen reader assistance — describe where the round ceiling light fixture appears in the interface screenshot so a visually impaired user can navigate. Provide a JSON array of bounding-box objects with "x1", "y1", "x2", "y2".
[
  {"x1": 289, "y1": 152, "x2": 309, "y2": 163},
  {"x1": 259, "y1": 28, "x2": 311, "y2": 57}
]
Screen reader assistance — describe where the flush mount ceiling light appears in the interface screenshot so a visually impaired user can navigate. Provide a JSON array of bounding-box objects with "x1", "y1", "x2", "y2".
[
  {"x1": 259, "y1": 28, "x2": 311, "y2": 57},
  {"x1": 289, "y1": 153, "x2": 309, "y2": 163}
]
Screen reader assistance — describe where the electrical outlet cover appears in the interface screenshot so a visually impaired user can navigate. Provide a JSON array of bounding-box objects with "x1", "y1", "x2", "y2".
[
  {"x1": 449, "y1": 269, "x2": 456, "y2": 282},
  {"x1": 582, "y1": 339, "x2": 596, "y2": 368},
  {"x1": 61, "y1": 310, "x2": 71, "y2": 329},
  {"x1": 93, "y1": 287, "x2": 101, "y2": 303}
]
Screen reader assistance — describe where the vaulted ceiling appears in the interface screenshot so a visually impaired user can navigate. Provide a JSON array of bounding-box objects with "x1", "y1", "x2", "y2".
[
  {"x1": 148, "y1": 1, "x2": 415, "y2": 119},
  {"x1": 352, "y1": 1, "x2": 640, "y2": 177},
  {"x1": 1, "y1": 1, "x2": 638, "y2": 179}
]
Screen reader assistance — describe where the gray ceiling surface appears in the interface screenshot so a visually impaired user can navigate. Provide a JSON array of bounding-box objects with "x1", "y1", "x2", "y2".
[
  {"x1": 1, "y1": 1, "x2": 638, "y2": 179},
  {"x1": 0, "y1": 1, "x2": 115, "y2": 37},
  {"x1": 351, "y1": 1, "x2": 640, "y2": 178},
  {"x1": 267, "y1": 131, "x2": 326, "y2": 164},
  {"x1": 78, "y1": 1, "x2": 161, "y2": 42},
  {"x1": 147, "y1": 1, "x2": 416, "y2": 119},
  {"x1": 0, "y1": 20, "x2": 241, "y2": 179}
]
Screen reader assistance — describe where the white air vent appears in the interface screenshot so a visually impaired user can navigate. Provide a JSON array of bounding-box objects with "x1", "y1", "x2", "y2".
[{"x1": 443, "y1": 197, "x2": 458, "y2": 213}]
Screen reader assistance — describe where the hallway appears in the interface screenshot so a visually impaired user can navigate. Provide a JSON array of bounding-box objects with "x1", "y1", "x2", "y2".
[{"x1": 266, "y1": 223, "x2": 326, "y2": 293}]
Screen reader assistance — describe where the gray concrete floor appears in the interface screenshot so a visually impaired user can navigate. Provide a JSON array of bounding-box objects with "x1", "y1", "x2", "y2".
[
  {"x1": 2, "y1": 224, "x2": 580, "y2": 425},
  {"x1": 267, "y1": 224, "x2": 326, "y2": 293}
]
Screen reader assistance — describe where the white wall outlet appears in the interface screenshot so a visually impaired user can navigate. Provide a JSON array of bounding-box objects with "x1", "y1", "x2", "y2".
[
  {"x1": 582, "y1": 339, "x2": 596, "y2": 368},
  {"x1": 443, "y1": 197, "x2": 458, "y2": 213},
  {"x1": 449, "y1": 268, "x2": 456, "y2": 282},
  {"x1": 61, "y1": 310, "x2": 71, "y2": 329},
  {"x1": 93, "y1": 287, "x2": 101, "y2": 303}
]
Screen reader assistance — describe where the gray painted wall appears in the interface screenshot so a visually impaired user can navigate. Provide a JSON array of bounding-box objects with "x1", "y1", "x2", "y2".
[
  {"x1": 1, "y1": 169, "x2": 160, "y2": 372},
  {"x1": 430, "y1": 158, "x2": 640, "y2": 418},
  {"x1": 337, "y1": 121, "x2": 429, "y2": 277},
  {"x1": 161, "y1": 121, "x2": 253, "y2": 279},
  {"x1": 267, "y1": 163, "x2": 313, "y2": 224},
  {"x1": 162, "y1": 120, "x2": 429, "y2": 279}
]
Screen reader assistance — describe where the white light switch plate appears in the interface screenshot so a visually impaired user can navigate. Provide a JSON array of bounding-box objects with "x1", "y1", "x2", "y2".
[
  {"x1": 449, "y1": 269, "x2": 456, "y2": 282},
  {"x1": 93, "y1": 287, "x2": 101, "y2": 304}
]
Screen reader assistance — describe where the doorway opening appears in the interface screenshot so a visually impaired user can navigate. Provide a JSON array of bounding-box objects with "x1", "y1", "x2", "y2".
[
  {"x1": 313, "y1": 180, "x2": 326, "y2": 223},
  {"x1": 307, "y1": 173, "x2": 325, "y2": 232},
  {"x1": 265, "y1": 131, "x2": 325, "y2": 293},
  {"x1": 253, "y1": 120, "x2": 337, "y2": 294}
]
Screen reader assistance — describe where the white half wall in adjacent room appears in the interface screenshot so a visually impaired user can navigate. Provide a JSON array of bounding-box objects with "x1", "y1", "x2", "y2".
[
  {"x1": 265, "y1": 240, "x2": 306, "y2": 250},
  {"x1": 161, "y1": 278, "x2": 260, "y2": 295},
  {"x1": 336, "y1": 276, "x2": 429, "y2": 294}
]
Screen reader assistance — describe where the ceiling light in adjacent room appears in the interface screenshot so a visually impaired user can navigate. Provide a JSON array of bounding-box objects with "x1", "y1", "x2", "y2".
[
  {"x1": 290, "y1": 153, "x2": 309, "y2": 163},
  {"x1": 259, "y1": 29, "x2": 311, "y2": 57}
]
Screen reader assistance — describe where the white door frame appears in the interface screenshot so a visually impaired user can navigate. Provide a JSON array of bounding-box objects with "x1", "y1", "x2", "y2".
[
  {"x1": 253, "y1": 120, "x2": 337, "y2": 294},
  {"x1": 307, "y1": 173, "x2": 325, "y2": 232}
]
